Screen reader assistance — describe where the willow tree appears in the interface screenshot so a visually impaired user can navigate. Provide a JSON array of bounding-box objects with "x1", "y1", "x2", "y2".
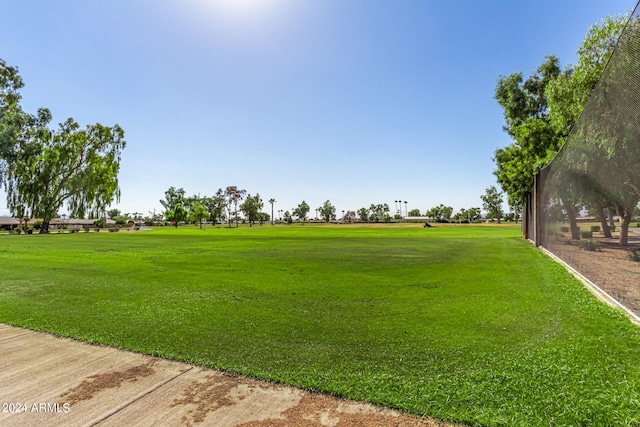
[
  {"x1": 6, "y1": 117, "x2": 126, "y2": 233},
  {"x1": 0, "y1": 59, "x2": 31, "y2": 182}
]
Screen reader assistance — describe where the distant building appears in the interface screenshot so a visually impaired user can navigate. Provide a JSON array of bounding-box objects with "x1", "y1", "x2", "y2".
[{"x1": 0, "y1": 217, "x2": 20, "y2": 230}]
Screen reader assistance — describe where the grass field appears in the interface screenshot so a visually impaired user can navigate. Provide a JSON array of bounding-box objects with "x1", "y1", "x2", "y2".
[{"x1": 1, "y1": 224, "x2": 639, "y2": 426}]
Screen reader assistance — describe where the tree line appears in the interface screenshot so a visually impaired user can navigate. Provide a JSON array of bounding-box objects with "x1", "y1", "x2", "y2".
[{"x1": 157, "y1": 185, "x2": 507, "y2": 226}]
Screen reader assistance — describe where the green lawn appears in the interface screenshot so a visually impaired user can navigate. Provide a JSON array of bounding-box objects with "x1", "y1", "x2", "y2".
[{"x1": 1, "y1": 224, "x2": 639, "y2": 426}]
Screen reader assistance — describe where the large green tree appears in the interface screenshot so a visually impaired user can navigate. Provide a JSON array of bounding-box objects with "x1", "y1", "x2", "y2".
[
  {"x1": 481, "y1": 186, "x2": 504, "y2": 223},
  {"x1": 160, "y1": 187, "x2": 186, "y2": 215},
  {"x1": 319, "y1": 200, "x2": 336, "y2": 223},
  {"x1": 357, "y1": 207, "x2": 369, "y2": 223},
  {"x1": 189, "y1": 201, "x2": 208, "y2": 228},
  {"x1": 493, "y1": 15, "x2": 628, "y2": 226},
  {"x1": 547, "y1": 16, "x2": 628, "y2": 136},
  {"x1": 240, "y1": 193, "x2": 263, "y2": 227},
  {"x1": 426, "y1": 204, "x2": 453, "y2": 222},
  {"x1": 453, "y1": 207, "x2": 481, "y2": 223},
  {"x1": 207, "y1": 188, "x2": 227, "y2": 224},
  {"x1": 493, "y1": 56, "x2": 562, "y2": 209},
  {"x1": 544, "y1": 15, "x2": 631, "y2": 243},
  {"x1": 107, "y1": 208, "x2": 121, "y2": 219},
  {"x1": 368, "y1": 203, "x2": 390, "y2": 223},
  {"x1": 166, "y1": 202, "x2": 187, "y2": 225},
  {"x1": 2, "y1": 60, "x2": 126, "y2": 232},
  {"x1": 293, "y1": 200, "x2": 310, "y2": 224},
  {"x1": 6, "y1": 117, "x2": 126, "y2": 233},
  {"x1": 0, "y1": 59, "x2": 30, "y2": 180}
]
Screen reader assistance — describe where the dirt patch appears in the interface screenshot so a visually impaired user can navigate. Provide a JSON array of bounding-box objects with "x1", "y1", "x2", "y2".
[
  {"x1": 236, "y1": 392, "x2": 461, "y2": 427},
  {"x1": 153, "y1": 368, "x2": 460, "y2": 427},
  {"x1": 169, "y1": 373, "x2": 238, "y2": 426},
  {"x1": 545, "y1": 233, "x2": 640, "y2": 316},
  {"x1": 60, "y1": 359, "x2": 158, "y2": 404}
]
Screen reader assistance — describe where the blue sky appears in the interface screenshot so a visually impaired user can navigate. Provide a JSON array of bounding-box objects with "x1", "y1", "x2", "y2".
[{"x1": 0, "y1": 0, "x2": 634, "y2": 218}]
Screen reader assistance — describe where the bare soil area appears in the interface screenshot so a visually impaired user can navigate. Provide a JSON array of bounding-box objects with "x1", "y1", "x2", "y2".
[{"x1": 544, "y1": 230, "x2": 640, "y2": 316}]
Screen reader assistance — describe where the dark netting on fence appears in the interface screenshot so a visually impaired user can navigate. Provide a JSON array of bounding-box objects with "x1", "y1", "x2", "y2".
[{"x1": 537, "y1": 8, "x2": 640, "y2": 315}]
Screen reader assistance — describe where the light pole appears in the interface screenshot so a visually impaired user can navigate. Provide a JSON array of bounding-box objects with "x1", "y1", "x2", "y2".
[{"x1": 404, "y1": 201, "x2": 408, "y2": 217}]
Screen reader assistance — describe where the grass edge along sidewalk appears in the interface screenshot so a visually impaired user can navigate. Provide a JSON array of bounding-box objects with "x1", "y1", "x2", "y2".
[{"x1": 0, "y1": 224, "x2": 639, "y2": 426}]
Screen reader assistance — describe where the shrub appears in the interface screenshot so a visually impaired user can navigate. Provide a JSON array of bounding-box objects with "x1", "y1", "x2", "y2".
[
  {"x1": 590, "y1": 225, "x2": 600, "y2": 232},
  {"x1": 580, "y1": 231, "x2": 593, "y2": 239},
  {"x1": 626, "y1": 250, "x2": 640, "y2": 262},
  {"x1": 108, "y1": 228, "x2": 119, "y2": 233},
  {"x1": 33, "y1": 221, "x2": 42, "y2": 230},
  {"x1": 560, "y1": 226, "x2": 569, "y2": 233},
  {"x1": 578, "y1": 239, "x2": 601, "y2": 252}
]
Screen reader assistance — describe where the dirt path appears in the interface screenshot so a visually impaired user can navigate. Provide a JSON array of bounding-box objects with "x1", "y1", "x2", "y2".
[{"x1": 0, "y1": 324, "x2": 462, "y2": 427}]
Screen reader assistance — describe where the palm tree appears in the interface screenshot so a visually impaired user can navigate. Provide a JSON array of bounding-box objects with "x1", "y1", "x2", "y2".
[{"x1": 268, "y1": 198, "x2": 276, "y2": 226}]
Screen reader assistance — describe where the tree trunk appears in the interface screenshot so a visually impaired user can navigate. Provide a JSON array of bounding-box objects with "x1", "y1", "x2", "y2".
[
  {"x1": 608, "y1": 208, "x2": 615, "y2": 228},
  {"x1": 618, "y1": 208, "x2": 633, "y2": 246},
  {"x1": 40, "y1": 217, "x2": 50, "y2": 234},
  {"x1": 594, "y1": 201, "x2": 612, "y2": 238},
  {"x1": 564, "y1": 202, "x2": 580, "y2": 240}
]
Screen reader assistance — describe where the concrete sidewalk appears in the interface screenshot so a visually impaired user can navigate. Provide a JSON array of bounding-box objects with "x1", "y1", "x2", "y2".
[{"x1": 0, "y1": 324, "x2": 456, "y2": 426}]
